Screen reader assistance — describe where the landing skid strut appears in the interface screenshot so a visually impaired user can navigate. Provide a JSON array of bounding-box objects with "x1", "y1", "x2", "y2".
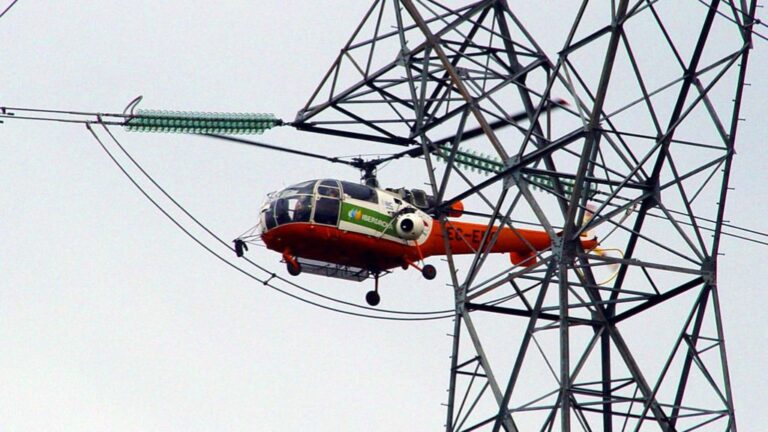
[{"x1": 365, "y1": 273, "x2": 381, "y2": 306}]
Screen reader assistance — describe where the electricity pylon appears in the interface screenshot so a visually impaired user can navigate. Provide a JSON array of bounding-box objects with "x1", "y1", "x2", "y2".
[{"x1": 293, "y1": 1, "x2": 757, "y2": 430}]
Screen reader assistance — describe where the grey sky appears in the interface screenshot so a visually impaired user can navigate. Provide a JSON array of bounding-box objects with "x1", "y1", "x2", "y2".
[{"x1": 1, "y1": 1, "x2": 766, "y2": 431}]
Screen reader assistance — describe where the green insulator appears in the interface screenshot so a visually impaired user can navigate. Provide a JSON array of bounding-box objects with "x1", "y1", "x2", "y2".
[
  {"x1": 125, "y1": 109, "x2": 283, "y2": 135},
  {"x1": 525, "y1": 175, "x2": 599, "y2": 200}
]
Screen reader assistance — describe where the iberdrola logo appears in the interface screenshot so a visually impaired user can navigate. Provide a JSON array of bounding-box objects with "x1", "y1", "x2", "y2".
[{"x1": 348, "y1": 208, "x2": 364, "y2": 221}]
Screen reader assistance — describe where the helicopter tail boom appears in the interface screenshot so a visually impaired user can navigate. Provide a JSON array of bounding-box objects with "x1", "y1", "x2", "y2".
[{"x1": 422, "y1": 220, "x2": 598, "y2": 266}]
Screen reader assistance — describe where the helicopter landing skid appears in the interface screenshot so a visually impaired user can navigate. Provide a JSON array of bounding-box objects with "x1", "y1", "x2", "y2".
[{"x1": 365, "y1": 273, "x2": 381, "y2": 306}]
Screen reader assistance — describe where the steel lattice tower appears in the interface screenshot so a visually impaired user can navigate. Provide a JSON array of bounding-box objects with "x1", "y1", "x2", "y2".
[{"x1": 293, "y1": 1, "x2": 757, "y2": 430}]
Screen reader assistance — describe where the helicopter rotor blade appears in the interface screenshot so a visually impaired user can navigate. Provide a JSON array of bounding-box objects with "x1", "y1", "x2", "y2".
[
  {"x1": 430, "y1": 98, "x2": 567, "y2": 148},
  {"x1": 360, "y1": 98, "x2": 570, "y2": 167},
  {"x1": 341, "y1": 117, "x2": 529, "y2": 171},
  {"x1": 203, "y1": 133, "x2": 358, "y2": 167},
  {"x1": 202, "y1": 99, "x2": 567, "y2": 174}
]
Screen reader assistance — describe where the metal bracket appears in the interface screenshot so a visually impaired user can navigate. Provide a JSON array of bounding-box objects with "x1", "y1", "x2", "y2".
[
  {"x1": 456, "y1": 66, "x2": 470, "y2": 79},
  {"x1": 397, "y1": 48, "x2": 411, "y2": 67},
  {"x1": 502, "y1": 155, "x2": 521, "y2": 190},
  {"x1": 551, "y1": 235, "x2": 579, "y2": 266},
  {"x1": 550, "y1": 235, "x2": 564, "y2": 263},
  {"x1": 701, "y1": 258, "x2": 716, "y2": 284}
]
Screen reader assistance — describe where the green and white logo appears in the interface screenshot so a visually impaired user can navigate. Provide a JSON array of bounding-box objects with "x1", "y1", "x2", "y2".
[{"x1": 341, "y1": 203, "x2": 397, "y2": 236}]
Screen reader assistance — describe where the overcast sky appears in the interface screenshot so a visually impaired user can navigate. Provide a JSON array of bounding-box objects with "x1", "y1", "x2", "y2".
[{"x1": 1, "y1": 1, "x2": 766, "y2": 431}]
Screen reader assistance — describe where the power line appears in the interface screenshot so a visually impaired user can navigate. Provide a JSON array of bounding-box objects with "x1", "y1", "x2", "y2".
[
  {"x1": 94, "y1": 122, "x2": 530, "y2": 317},
  {"x1": 0, "y1": 0, "x2": 20, "y2": 20},
  {"x1": 87, "y1": 122, "x2": 455, "y2": 321}
]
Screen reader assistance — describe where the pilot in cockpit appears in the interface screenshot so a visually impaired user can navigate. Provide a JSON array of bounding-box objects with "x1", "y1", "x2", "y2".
[
  {"x1": 293, "y1": 196, "x2": 312, "y2": 222},
  {"x1": 275, "y1": 198, "x2": 290, "y2": 225}
]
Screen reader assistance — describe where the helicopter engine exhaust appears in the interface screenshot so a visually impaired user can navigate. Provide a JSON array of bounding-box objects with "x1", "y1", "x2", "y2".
[{"x1": 396, "y1": 214, "x2": 425, "y2": 240}]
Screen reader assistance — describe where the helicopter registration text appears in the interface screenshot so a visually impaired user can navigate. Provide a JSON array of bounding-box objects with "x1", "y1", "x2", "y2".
[{"x1": 445, "y1": 226, "x2": 488, "y2": 244}]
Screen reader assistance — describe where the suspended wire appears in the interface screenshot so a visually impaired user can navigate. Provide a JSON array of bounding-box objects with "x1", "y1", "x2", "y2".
[
  {"x1": 425, "y1": 153, "x2": 768, "y2": 246},
  {"x1": 91, "y1": 125, "x2": 453, "y2": 321},
  {"x1": 661, "y1": 207, "x2": 768, "y2": 245},
  {"x1": 110, "y1": 122, "x2": 601, "y2": 312},
  {"x1": 461, "y1": 201, "x2": 768, "y2": 248},
  {"x1": 0, "y1": 0, "x2": 20, "y2": 20},
  {"x1": 89, "y1": 121, "x2": 455, "y2": 321},
  {"x1": 1, "y1": 105, "x2": 129, "y2": 119},
  {"x1": 332, "y1": 152, "x2": 407, "y2": 159},
  {"x1": 95, "y1": 123, "x2": 531, "y2": 315},
  {"x1": 587, "y1": 195, "x2": 768, "y2": 248},
  {"x1": 0, "y1": 113, "x2": 124, "y2": 126}
]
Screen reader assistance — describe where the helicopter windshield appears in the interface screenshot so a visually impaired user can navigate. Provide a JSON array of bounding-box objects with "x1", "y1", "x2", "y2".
[
  {"x1": 277, "y1": 180, "x2": 316, "y2": 197},
  {"x1": 262, "y1": 180, "x2": 316, "y2": 230},
  {"x1": 261, "y1": 180, "x2": 342, "y2": 230}
]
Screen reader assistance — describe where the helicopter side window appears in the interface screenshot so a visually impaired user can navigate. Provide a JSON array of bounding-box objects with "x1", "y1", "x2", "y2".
[
  {"x1": 264, "y1": 206, "x2": 277, "y2": 230},
  {"x1": 399, "y1": 188, "x2": 412, "y2": 204},
  {"x1": 291, "y1": 196, "x2": 312, "y2": 223},
  {"x1": 318, "y1": 187, "x2": 340, "y2": 198},
  {"x1": 411, "y1": 189, "x2": 428, "y2": 208},
  {"x1": 275, "y1": 198, "x2": 291, "y2": 225},
  {"x1": 318, "y1": 180, "x2": 341, "y2": 198},
  {"x1": 341, "y1": 181, "x2": 378, "y2": 204},
  {"x1": 314, "y1": 197, "x2": 340, "y2": 226},
  {"x1": 271, "y1": 196, "x2": 313, "y2": 226}
]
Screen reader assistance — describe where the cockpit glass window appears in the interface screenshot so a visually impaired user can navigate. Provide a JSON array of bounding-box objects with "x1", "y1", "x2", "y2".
[
  {"x1": 274, "y1": 198, "x2": 291, "y2": 225},
  {"x1": 291, "y1": 196, "x2": 312, "y2": 222},
  {"x1": 341, "y1": 181, "x2": 378, "y2": 203},
  {"x1": 264, "y1": 181, "x2": 317, "y2": 228},
  {"x1": 274, "y1": 197, "x2": 310, "y2": 223},
  {"x1": 318, "y1": 179, "x2": 340, "y2": 198},
  {"x1": 279, "y1": 180, "x2": 316, "y2": 197},
  {"x1": 314, "y1": 197, "x2": 340, "y2": 226},
  {"x1": 318, "y1": 185, "x2": 340, "y2": 198},
  {"x1": 411, "y1": 189, "x2": 428, "y2": 208},
  {"x1": 264, "y1": 206, "x2": 276, "y2": 230}
]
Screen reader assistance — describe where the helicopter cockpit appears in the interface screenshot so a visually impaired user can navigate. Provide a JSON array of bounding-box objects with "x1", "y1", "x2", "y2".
[{"x1": 260, "y1": 179, "x2": 380, "y2": 232}]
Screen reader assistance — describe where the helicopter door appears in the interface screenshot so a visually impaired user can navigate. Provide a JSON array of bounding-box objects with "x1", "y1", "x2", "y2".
[{"x1": 313, "y1": 179, "x2": 341, "y2": 226}]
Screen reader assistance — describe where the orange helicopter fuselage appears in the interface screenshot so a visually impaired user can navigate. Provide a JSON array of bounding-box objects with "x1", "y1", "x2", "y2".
[{"x1": 261, "y1": 219, "x2": 595, "y2": 273}]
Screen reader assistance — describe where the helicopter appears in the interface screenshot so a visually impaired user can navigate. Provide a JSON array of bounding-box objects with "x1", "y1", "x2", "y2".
[
  {"x1": 235, "y1": 175, "x2": 598, "y2": 306},
  {"x1": 220, "y1": 100, "x2": 600, "y2": 306}
]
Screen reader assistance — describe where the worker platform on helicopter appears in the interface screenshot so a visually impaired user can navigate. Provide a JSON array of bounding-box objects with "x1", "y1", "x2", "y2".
[{"x1": 295, "y1": 258, "x2": 370, "y2": 282}]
